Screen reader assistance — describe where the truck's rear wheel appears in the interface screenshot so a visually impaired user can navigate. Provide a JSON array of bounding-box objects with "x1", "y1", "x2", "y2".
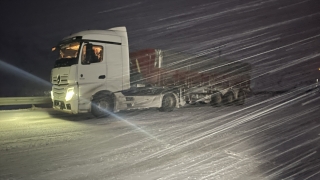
[
  {"x1": 91, "y1": 94, "x2": 114, "y2": 118},
  {"x1": 159, "y1": 94, "x2": 176, "y2": 112},
  {"x1": 235, "y1": 90, "x2": 245, "y2": 105},
  {"x1": 210, "y1": 93, "x2": 222, "y2": 107},
  {"x1": 223, "y1": 92, "x2": 234, "y2": 106}
]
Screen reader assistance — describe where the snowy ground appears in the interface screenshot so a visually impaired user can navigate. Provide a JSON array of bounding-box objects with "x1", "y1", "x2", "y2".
[{"x1": 1, "y1": 89, "x2": 320, "y2": 180}]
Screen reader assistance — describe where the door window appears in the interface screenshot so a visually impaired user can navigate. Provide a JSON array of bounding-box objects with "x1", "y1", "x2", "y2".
[{"x1": 81, "y1": 44, "x2": 104, "y2": 64}]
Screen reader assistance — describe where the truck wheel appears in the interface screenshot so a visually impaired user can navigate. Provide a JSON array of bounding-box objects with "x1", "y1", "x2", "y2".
[
  {"x1": 159, "y1": 94, "x2": 176, "y2": 112},
  {"x1": 223, "y1": 92, "x2": 234, "y2": 106},
  {"x1": 91, "y1": 94, "x2": 114, "y2": 118},
  {"x1": 210, "y1": 93, "x2": 222, "y2": 107},
  {"x1": 235, "y1": 91, "x2": 245, "y2": 105}
]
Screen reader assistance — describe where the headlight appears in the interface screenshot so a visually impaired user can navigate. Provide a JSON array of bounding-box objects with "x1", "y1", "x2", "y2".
[
  {"x1": 65, "y1": 87, "x2": 75, "y2": 101},
  {"x1": 51, "y1": 91, "x2": 54, "y2": 100}
]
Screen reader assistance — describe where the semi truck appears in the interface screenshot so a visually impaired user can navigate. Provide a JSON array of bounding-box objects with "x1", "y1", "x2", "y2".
[{"x1": 50, "y1": 27, "x2": 251, "y2": 117}]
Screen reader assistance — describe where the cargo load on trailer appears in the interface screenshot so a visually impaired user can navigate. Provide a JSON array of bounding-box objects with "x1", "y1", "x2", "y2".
[{"x1": 129, "y1": 49, "x2": 251, "y2": 105}]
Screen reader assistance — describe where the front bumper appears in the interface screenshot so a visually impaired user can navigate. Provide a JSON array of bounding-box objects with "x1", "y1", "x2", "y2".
[
  {"x1": 52, "y1": 99, "x2": 78, "y2": 114},
  {"x1": 52, "y1": 85, "x2": 79, "y2": 114}
]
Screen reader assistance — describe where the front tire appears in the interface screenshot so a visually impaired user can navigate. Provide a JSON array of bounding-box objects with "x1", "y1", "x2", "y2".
[
  {"x1": 159, "y1": 94, "x2": 176, "y2": 112},
  {"x1": 91, "y1": 94, "x2": 114, "y2": 118}
]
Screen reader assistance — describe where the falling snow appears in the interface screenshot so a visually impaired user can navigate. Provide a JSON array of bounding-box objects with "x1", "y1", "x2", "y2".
[{"x1": 0, "y1": 0, "x2": 320, "y2": 179}]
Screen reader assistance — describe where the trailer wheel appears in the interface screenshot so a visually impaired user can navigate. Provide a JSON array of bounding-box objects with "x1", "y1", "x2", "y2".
[
  {"x1": 235, "y1": 90, "x2": 245, "y2": 105},
  {"x1": 223, "y1": 92, "x2": 234, "y2": 106},
  {"x1": 188, "y1": 101, "x2": 197, "y2": 105},
  {"x1": 91, "y1": 94, "x2": 114, "y2": 118},
  {"x1": 210, "y1": 93, "x2": 222, "y2": 107},
  {"x1": 159, "y1": 94, "x2": 176, "y2": 112}
]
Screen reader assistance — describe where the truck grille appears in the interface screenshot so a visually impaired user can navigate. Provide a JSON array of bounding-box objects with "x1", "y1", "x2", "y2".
[
  {"x1": 52, "y1": 75, "x2": 68, "y2": 85},
  {"x1": 52, "y1": 85, "x2": 67, "y2": 99}
]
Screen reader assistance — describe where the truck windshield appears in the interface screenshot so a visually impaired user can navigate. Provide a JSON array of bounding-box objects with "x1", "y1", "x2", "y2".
[{"x1": 52, "y1": 41, "x2": 80, "y2": 68}]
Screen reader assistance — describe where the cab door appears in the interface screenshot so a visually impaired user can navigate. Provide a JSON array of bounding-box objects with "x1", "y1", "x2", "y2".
[{"x1": 77, "y1": 42, "x2": 106, "y2": 103}]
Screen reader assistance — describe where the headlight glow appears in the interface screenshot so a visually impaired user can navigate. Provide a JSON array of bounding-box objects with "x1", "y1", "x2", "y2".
[
  {"x1": 65, "y1": 87, "x2": 75, "y2": 101},
  {"x1": 51, "y1": 91, "x2": 54, "y2": 100}
]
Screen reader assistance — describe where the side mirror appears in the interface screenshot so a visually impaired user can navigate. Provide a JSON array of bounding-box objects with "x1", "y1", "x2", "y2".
[{"x1": 84, "y1": 43, "x2": 93, "y2": 64}]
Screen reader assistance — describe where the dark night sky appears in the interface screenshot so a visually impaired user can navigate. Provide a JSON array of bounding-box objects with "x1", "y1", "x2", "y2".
[{"x1": 0, "y1": 0, "x2": 319, "y2": 96}]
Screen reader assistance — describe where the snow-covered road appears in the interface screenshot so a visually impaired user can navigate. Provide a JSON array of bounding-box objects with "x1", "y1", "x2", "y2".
[{"x1": 1, "y1": 90, "x2": 320, "y2": 180}]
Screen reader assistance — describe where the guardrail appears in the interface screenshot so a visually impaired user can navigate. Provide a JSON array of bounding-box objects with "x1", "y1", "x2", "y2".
[{"x1": 0, "y1": 97, "x2": 52, "y2": 106}]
